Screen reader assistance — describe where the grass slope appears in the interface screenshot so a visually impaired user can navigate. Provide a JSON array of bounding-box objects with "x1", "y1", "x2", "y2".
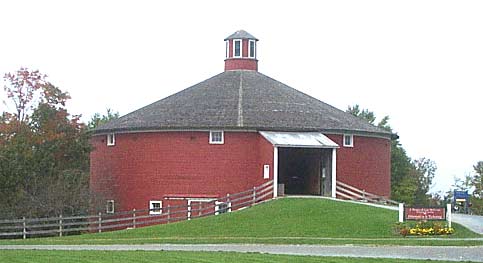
[
  {"x1": 0, "y1": 250, "x2": 468, "y2": 263},
  {"x1": 1, "y1": 198, "x2": 481, "y2": 246}
]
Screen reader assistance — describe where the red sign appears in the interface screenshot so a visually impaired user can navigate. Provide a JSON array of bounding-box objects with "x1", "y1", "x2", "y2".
[{"x1": 404, "y1": 207, "x2": 446, "y2": 221}]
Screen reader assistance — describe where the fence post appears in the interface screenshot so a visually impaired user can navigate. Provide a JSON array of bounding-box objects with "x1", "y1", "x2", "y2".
[
  {"x1": 252, "y1": 187, "x2": 256, "y2": 206},
  {"x1": 227, "y1": 193, "x2": 231, "y2": 212},
  {"x1": 167, "y1": 205, "x2": 171, "y2": 223},
  {"x1": 22, "y1": 217, "x2": 26, "y2": 239},
  {"x1": 98, "y1": 212, "x2": 102, "y2": 233},
  {"x1": 132, "y1": 209, "x2": 136, "y2": 229},
  {"x1": 59, "y1": 214, "x2": 63, "y2": 237},
  {"x1": 187, "y1": 202, "x2": 191, "y2": 220}
]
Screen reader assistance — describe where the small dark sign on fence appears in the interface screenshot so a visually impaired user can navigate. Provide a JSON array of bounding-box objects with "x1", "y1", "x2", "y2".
[{"x1": 404, "y1": 207, "x2": 446, "y2": 221}]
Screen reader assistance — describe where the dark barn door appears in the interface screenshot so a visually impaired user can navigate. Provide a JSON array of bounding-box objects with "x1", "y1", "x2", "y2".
[{"x1": 278, "y1": 148, "x2": 332, "y2": 196}]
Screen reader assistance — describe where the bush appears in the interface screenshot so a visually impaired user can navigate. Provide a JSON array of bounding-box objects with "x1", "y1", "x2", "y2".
[{"x1": 394, "y1": 221, "x2": 454, "y2": 237}]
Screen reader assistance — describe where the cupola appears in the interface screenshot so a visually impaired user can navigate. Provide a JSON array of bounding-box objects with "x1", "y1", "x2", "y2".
[{"x1": 224, "y1": 30, "x2": 258, "y2": 71}]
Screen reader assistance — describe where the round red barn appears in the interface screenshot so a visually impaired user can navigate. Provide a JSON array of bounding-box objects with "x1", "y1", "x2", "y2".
[{"x1": 90, "y1": 30, "x2": 391, "y2": 214}]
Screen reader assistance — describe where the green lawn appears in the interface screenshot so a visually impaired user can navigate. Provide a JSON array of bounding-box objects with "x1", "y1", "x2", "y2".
[
  {"x1": 0, "y1": 250, "x2": 470, "y2": 263},
  {"x1": 1, "y1": 198, "x2": 481, "y2": 246}
]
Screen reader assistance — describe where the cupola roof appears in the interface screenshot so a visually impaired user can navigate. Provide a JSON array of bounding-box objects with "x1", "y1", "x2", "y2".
[{"x1": 224, "y1": 30, "x2": 258, "y2": 41}]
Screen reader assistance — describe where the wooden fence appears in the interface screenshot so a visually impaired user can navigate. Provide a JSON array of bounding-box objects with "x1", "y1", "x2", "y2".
[
  {"x1": 336, "y1": 180, "x2": 399, "y2": 206},
  {"x1": 0, "y1": 180, "x2": 274, "y2": 239}
]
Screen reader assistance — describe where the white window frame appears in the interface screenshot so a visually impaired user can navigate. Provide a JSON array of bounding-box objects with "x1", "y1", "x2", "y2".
[
  {"x1": 343, "y1": 134, "x2": 354, "y2": 147},
  {"x1": 233, "y1": 39, "x2": 242, "y2": 58},
  {"x1": 226, "y1": 40, "x2": 229, "y2": 58},
  {"x1": 106, "y1": 200, "x2": 115, "y2": 214},
  {"x1": 215, "y1": 201, "x2": 231, "y2": 215},
  {"x1": 248, "y1": 39, "x2": 256, "y2": 58},
  {"x1": 149, "y1": 200, "x2": 162, "y2": 215},
  {"x1": 209, "y1": 131, "x2": 224, "y2": 144},
  {"x1": 107, "y1": 133, "x2": 115, "y2": 146}
]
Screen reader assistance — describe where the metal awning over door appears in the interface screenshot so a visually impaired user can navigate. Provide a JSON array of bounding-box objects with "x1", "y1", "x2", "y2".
[{"x1": 259, "y1": 131, "x2": 339, "y2": 148}]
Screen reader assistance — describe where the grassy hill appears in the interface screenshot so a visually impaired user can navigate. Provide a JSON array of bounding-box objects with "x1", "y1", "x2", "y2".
[
  {"x1": 1, "y1": 198, "x2": 481, "y2": 246},
  {"x1": 98, "y1": 198, "x2": 399, "y2": 239}
]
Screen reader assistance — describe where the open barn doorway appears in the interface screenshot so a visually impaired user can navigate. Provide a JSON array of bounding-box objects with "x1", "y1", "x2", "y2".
[{"x1": 278, "y1": 148, "x2": 333, "y2": 196}]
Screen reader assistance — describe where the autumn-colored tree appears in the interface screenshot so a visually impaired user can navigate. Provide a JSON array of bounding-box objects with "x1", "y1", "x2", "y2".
[{"x1": 0, "y1": 68, "x2": 91, "y2": 218}]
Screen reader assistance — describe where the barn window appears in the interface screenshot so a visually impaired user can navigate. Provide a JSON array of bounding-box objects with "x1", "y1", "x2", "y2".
[
  {"x1": 107, "y1": 133, "x2": 115, "y2": 146},
  {"x1": 106, "y1": 200, "x2": 115, "y2": 214},
  {"x1": 233, "y1": 39, "x2": 242, "y2": 57},
  {"x1": 249, "y1": 40, "x2": 256, "y2": 58},
  {"x1": 149, "y1": 200, "x2": 162, "y2": 215},
  {"x1": 343, "y1": 134, "x2": 353, "y2": 147},
  {"x1": 209, "y1": 131, "x2": 224, "y2": 144},
  {"x1": 215, "y1": 201, "x2": 230, "y2": 215}
]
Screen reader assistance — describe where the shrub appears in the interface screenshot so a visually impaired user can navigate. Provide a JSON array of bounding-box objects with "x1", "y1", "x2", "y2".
[{"x1": 393, "y1": 221, "x2": 454, "y2": 236}]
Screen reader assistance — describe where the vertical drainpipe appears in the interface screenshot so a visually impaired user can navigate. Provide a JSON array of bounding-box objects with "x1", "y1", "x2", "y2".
[
  {"x1": 273, "y1": 146, "x2": 278, "y2": 198},
  {"x1": 331, "y1": 148, "x2": 337, "y2": 198}
]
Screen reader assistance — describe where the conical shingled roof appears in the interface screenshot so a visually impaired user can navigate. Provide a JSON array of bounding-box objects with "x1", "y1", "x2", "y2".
[{"x1": 95, "y1": 70, "x2": 391, "y2": 137}]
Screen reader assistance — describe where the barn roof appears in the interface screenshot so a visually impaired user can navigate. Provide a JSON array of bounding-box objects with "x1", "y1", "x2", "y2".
[{"x1": 95, "y1": 70, "x2": 391, "y2": 137}]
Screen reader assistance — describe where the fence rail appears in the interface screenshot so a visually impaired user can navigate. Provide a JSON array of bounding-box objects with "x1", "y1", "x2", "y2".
[
  {"x1": 0, "y1": 180, "x2": 274, "y2": 239},
  {"x1": 335, "y1": 180, "x2": 399, "y2": 206}
]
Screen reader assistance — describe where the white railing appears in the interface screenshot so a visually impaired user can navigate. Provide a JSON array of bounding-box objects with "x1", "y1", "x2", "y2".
[{"x1": 0, "y1": 180, "x2": 274, "y2": 239}]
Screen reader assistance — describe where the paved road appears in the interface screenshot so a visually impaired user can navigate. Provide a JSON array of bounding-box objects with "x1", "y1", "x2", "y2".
[
  {"x1": 1, "y1": 244, "x2": 482, "y2": 262},
  {"x1": 453, "y1": 214, "x2": 483, "y2": 235}
]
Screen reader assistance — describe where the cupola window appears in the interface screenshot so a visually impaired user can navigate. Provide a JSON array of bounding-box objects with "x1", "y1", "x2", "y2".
[
  {"x1": 249, "y1": 40, "x2": 256, "y2": 58},
  {"x1": 233, "y1": 39, "x2": 242, "y2": 58}
]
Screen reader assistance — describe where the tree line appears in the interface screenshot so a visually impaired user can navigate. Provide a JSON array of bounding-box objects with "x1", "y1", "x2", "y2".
[
  {"x1": 0, "y1": 68, "x2": 116, "y2": 219},
  {"x1": 1, "y1": 68, "x2": 481, "y2": 218},
  {"x1": 347, "y1": 105, "x2": 483, "y2": 213}
]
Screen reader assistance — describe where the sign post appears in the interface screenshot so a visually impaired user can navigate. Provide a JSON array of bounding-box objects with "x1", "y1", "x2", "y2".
[
  {"x1": 447, "y1": 203, "x2": 452, "y2": 228},
  {"x1": 398, "y1": 203, "x2": 404, "y2": 223}
]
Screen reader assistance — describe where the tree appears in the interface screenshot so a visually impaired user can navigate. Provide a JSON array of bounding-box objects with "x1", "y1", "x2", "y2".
[
  {"x1": 1, "y1": 68, "x2": 91, "y2": 218},
  {"x1": 472, "y1": 161, "x2": 483, "y2": 198},
  {"x1": 412, "y1": 158, "x2": 437, "y2": 205},
  {"x1": 464, "y1": 161, "x2": 483, "y2": 215},
  {"x1": 347, "y1": 104, "x2": 391, "y2": 131},
  {"x1": 88, "y1": 108, "x2": 119, "y2": 130},
  {"x1": 347, "y1": 105, "x2": 436, "y2": 205},
  {"x1": 347, "y1": 105, "x2": 376, "y2": 125}
]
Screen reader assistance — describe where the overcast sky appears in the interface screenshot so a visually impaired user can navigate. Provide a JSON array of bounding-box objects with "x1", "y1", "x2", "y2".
[{"x1": 1, "y1": 0, "x2": 482, "y2": 193}]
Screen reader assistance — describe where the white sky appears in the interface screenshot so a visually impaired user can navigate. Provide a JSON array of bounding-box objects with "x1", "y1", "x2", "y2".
[{"x1": 1, "y1": 0, "x2": 482, "y2": 194}]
